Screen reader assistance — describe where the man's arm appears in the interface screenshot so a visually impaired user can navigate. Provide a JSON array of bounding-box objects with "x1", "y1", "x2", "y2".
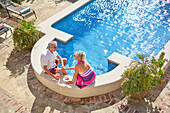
[{"x1": 57, "y1": 55, "x2": 65, "y2": 68}]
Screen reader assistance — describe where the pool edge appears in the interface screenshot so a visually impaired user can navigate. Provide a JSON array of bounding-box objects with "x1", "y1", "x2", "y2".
[{"x1": 31, "y1": 0, "x2": 170, "y2": 98}]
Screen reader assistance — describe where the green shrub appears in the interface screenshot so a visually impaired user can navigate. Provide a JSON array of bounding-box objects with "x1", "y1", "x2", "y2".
[
  {"x1": 12, "y1": 0, "x2": 21, "y2": 4},
  {"x1": 121, "y1": 50, "x2": 167, "y2": 99},
  {"x1": 13, "y1": 20, "x2": 41, "y2": 51}
]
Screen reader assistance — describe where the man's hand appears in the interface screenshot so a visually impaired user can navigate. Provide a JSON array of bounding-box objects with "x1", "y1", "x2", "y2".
[
  {"x1": 52, "y1": 74, "x2": 60, "y2": 80},
  {"x1": 53, "y1": 76, "x2": 59, "y2": 80},
  {"x1": 61, "y1": 65, "x2": 66, "y2": 70},
  {"x1": 65, "y1": 81, "x2": 73, "y2": 84}
]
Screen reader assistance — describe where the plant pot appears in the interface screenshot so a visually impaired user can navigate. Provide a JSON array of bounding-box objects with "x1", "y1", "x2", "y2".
[{"x1": 131, "y1": 91, "x2": 147, "y2": 100}]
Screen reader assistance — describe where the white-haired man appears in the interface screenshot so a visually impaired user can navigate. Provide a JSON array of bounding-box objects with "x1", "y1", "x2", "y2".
[{"x1": 41, "y1": 41, "x2": 68, "y2": 80}]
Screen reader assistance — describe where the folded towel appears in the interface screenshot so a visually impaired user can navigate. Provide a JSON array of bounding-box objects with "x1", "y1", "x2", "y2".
[
  {"x1": 19, "y1": 7, "x2": 30, "y2": 14},
  {"x1": 0, "y1": 24, "x2": 4, "y2": 29}
]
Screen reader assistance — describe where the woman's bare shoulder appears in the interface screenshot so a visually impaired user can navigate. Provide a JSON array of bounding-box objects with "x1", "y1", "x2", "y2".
[
  {"x1": 75, "y1": 64, "x2": 80, "y2": 68},
  {"x1": 85, "y1": 60, "x2": 90, "y2": 67}
]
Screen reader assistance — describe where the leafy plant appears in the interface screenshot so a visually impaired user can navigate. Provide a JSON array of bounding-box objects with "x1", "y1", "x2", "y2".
[
  {"x1": 13, "y1": 20, "x2": 41, "y2": 51},
  {"x1": 12, "y1": 0, "x2": 21, "y2": 4},
  {"x1": 121, "y1": 50, "x2": 167, "y2": 99}
]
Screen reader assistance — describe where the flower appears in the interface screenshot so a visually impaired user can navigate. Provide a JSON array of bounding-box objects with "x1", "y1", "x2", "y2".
[
  {"x1": 161, "y1": 80, "x2": 164, "y2": 84},
  {"x1": 163, "y1": 47, "x2": 165, "y2": 50},
  {"x1": 16, "y1": 23, "x2": 18, "y2": 25},
  {"x1": 163, "y1": 67, "x2": 166, "y2": 70},
  {"x1": 165, "y1": 58, "x2": 168, "y2": 62},
  {"x1": 161, "y1": 78, "x2": 166, "y2": 84}
]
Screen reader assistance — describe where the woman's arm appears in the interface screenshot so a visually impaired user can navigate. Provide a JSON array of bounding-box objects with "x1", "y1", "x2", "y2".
[
  {"x1": 64, "y1": 66, "x2": 75, "y2": 70},
  {"x1": 65, "y1": 65, "x2": 79, "y2": 84}
]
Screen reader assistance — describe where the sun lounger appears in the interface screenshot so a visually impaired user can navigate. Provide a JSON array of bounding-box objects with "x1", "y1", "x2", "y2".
[
  {"x1": 0, "y1": 0, "x2": 37, "y2": 20},
  {"x1": 0, "y1": 22, "x2": 12, "y2": 38}
]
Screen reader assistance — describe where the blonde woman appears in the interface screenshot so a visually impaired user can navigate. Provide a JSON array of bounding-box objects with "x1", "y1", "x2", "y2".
[{"x1": 64, "y1": 51, "x2": 96, "y2": 89}]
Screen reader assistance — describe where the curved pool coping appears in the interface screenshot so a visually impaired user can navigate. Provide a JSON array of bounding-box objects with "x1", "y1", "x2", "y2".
[
  {"x1": 31, "y1": 0, "x2": 170, "y2": 98},
  {"x1": 31, "y1": 34, "x2": 134, "y2": 98}
]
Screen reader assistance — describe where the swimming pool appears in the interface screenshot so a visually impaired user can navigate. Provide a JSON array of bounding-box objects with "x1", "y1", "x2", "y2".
[
  {"x1": 32, "y1": 0, "x2": 170, "y2": 97},
  {"x1": 52, "y1": 0, "x2": 170, "y2": 76}
]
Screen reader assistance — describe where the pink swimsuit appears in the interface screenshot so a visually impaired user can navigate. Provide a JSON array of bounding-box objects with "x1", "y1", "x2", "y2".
[{"x1": 75, "y1": 60, "x2": 96, "y2": 89}]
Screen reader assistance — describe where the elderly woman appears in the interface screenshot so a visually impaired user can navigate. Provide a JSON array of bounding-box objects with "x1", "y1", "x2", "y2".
[{"x1": 64, "y1": 51, "x2": 96, "y2": 89}]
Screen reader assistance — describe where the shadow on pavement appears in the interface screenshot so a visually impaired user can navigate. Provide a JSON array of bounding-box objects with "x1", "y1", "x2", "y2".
[
  {"x1": 6, "y1": 50, "x2": 31, "y2": 78},
  {"x1": 0, "y1": 37, "x2": 6, "y2": 43},
  {"x1": 22, "y1": 0, "x2": 78, "y2": 4},
  {"x1": 66, "y1": 0, "x2": 78, "y2": 3}
]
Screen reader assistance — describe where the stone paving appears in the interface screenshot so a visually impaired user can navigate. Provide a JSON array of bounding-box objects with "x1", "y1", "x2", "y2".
[{"x1": 0, "y1": 0, "x2": 170, "y2": 113}]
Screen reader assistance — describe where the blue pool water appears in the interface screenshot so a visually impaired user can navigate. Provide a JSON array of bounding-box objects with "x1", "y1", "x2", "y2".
[{"x1": 52, "y1": 0, "x2": 170, "y2": 76}]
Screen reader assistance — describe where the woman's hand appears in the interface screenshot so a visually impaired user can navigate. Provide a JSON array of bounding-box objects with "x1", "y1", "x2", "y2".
[
  {"x1": 61, "y1": 67, "x2": 66, "y2": 71},
  {"x1": 65, "y1": 81, "x2": 73, "y2": 84},
  {"x1": 61, "y1": 65, "x2": 66, "y2": 69}
]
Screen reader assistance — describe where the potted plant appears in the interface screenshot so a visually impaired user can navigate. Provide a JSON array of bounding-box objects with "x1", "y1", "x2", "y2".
[
  {"x1": 121, "y1": 49, "x2": 168, "y2": 101},
  {"x1": 13, "y1": 20, "x2": 42, "y2": 51}
]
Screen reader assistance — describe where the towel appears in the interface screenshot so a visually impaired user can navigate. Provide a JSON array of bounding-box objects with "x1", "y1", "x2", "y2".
[
  {"x1": 19, "y1": 7, "x2": 30, "y2": 14},
  {"x1": 0, "y1": 24, "x2": 4, "y2": 29},
  {"x1": 76, "y1": 67, "x2": 96, "y2": 89}
]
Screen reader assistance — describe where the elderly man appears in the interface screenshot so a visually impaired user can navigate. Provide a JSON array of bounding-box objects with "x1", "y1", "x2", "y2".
[{"x1": 41, "y1": 41, "x2": 68, "y2": 80}]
